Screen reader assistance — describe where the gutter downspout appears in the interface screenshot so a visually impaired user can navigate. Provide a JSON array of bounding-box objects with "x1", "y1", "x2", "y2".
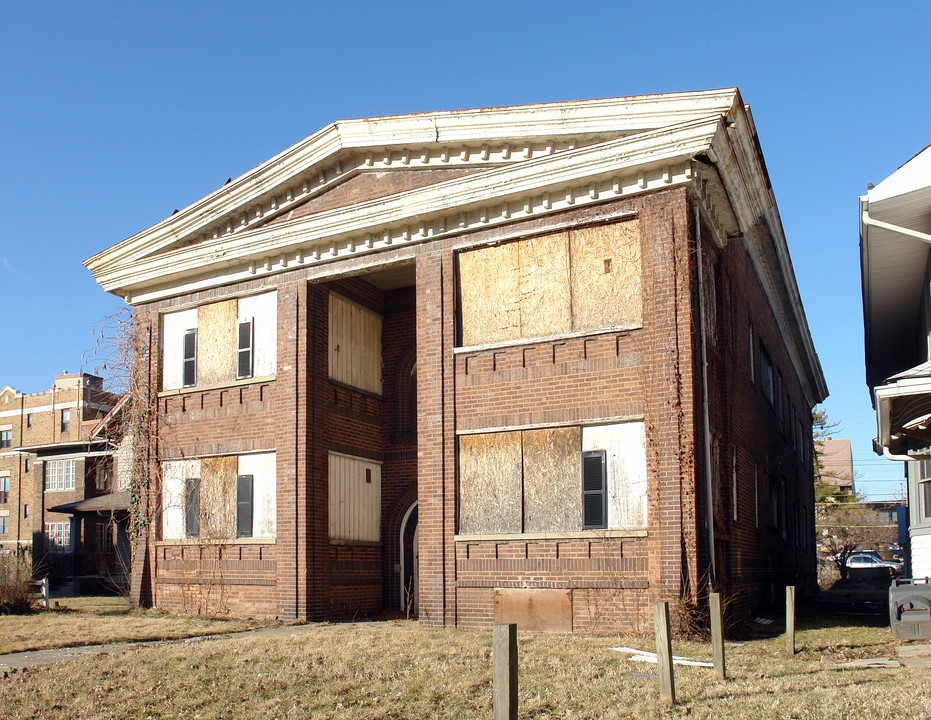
[
  {"x1": 862, "y1": 210, "x2": 931, "y2": 246},
  {"x1": 695, "y1": 206, "x2": 717, "y2": 584}
]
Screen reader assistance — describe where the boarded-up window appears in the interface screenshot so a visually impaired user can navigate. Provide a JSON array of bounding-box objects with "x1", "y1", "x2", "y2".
[
  {"x1": 522, "y1": 427, "x2": 582, "y2": 533},
  {"x1": 581, "y1": 423, "x2": 648, "y2": 529},
  {"x1": 458, "y1": 432, "x2": 523, "y2": 535},
  {"x1": 328, "y1": 293, "x2": 383, "y2": 395},
  {"x1": 458, "y1": 422, "x2": 647, "y2": 535},
  {"x1": 161, "y1": 291, "x2": 276, "y2": 391},
  {"x1": 458, "y1": 219, "x2": 641, "y2": 346},
  {"x1": 162, "y1": 453, "x2": 276, "y2": 541},
  {"x1": 328, "y1": 452, "x2": 381, "y2": 542},
  {"x1": 197, "y1": 300, "x2": 238, "y2": 386}
]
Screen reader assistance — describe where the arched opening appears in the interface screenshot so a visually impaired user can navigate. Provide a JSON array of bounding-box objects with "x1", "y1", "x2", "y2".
[{"x1": 399, "y1": 501, "x2": 418, "y2": 617}]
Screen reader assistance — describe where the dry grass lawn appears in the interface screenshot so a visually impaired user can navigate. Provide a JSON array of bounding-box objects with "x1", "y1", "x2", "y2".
[
  {"x1": 0, "y1": 596, "x2": 261, "y2": 655},
  {"x1": 0, "y1": 609, "x2": 927, "y2": 719}
]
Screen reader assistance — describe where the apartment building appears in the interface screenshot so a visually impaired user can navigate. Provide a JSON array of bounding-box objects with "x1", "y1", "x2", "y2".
[
  {"x1": 0, "y1": 373, "x2": 118, "y2": 582},
  {"x1": 85, "y1": 89, "x2": 826, "y2": 629}
]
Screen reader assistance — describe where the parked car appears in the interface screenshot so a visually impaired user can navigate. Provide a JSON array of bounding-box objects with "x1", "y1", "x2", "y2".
[{"x1": 846, "y1": 552, "x2": 904, "y2": 576}]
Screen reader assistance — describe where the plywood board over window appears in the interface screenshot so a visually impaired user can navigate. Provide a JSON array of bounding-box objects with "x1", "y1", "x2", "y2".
[
  {"x1": 570, "y1": 221, "x2": 642, "y2": 331},
  {"x1": 458, "y1": 432, "x2": 523, "y2": 534},
  {"x1": 582, "y1": 423, "x2": 648, "y2": 529},
  {"x1": 522, "y1": 427, "x2": 581, "y2": 533},
  {"x1": 328, "y1": 293, "x2": 383, "y2": 395},
  {"x1": 200, "y1": 456, "x2": 237, "y2": 538},
  {"x1": 518, "y1": 232, "x2": 571, "y2": 339},
  {"x1": 458, "y1": 242, "x2": 521, "y2": 345},
  {"x1": 197, "y1": 300, "x2": 238, "y2": 386},
  {"x1": 458, "y1": 218, "x2": 642, "y2": 346},
  {"x1": 328, "y1": 452, "x2": 381, "y2": 543}
]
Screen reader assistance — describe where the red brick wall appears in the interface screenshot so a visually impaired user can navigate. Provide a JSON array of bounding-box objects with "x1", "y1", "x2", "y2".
[{"x1": 132, "y1": 184, "x2": 816, "y2": 628}]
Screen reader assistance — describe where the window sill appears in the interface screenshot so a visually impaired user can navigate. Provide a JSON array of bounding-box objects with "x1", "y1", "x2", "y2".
[
  {"x1": 158, "y1": 375, "x2": 276, "y2": 398},
  {"x1": 155, "y1": 537, "x2": 276, "y2": 546},
  {"x1": 454, "y1": 529, "x2": 647, "y2": 542},
  {"x1": 454, "y1": 323, "x2": 642, "y2": 355}
]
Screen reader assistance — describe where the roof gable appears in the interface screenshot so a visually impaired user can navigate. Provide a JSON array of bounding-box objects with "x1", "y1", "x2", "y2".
[{"x1": 84, "y1": 89, "x2": 826, "y2": 406}]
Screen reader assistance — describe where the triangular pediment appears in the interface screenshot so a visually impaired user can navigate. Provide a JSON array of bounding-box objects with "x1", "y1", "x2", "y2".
[
  {"x1": 84, "y1": 87, "x2": 826, "y2": 405},
  {"x1": 86, "y1": 90, "x2": 744, "y2": 282}
]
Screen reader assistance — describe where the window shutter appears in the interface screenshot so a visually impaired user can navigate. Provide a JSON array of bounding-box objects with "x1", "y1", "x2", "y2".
[
  {"x1": 185, "y1": 477, "x2": 200, "y2": 538},
  {"x1": 182, "y1": 328, "x2": 197, "y2": 387},
  {"x1": 237, "y1": 474, "x2": 254, "y2": 538},
  {"x1": 237, "y1": 319, "x2": 254, "y2": 379},
  {"x1": 582, "y1": 450, "x2": 607, "y2": 529}
]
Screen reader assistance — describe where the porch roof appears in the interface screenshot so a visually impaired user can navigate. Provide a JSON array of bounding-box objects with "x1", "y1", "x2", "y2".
[{"x1": 48, "y1": 490, "x2": 130, "y2": 515}]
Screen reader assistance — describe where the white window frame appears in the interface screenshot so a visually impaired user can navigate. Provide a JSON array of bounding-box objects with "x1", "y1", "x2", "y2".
[
  {"x1": 45, "y1": 459, "x2": 76, "y2": 492},
  {"x1": 0, "y1": 474, "x2": 8, "y2": 504},
  {"x1": 45, "y1": 521, "x2": 72, "y2": 553}
]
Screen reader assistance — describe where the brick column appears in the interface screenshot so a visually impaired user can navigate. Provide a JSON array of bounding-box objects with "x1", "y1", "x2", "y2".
[
  {"x1": 416, "y1": 249, "x2": 457, "y2": 626},
  {"x1": 641, "y1": 189, "x2": 696, "y2": 603}
]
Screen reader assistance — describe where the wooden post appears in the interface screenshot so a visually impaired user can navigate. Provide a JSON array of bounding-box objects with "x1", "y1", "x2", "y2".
[
  {"x1": 786, "y1": 585, "x2": 796, "y2": 656},
  {"x1": 42, "y1": 577, "x2": 49, "y2": 609},
  {"x1": 710, "y1": 592, "x2": 726, "y2": 680},
  {"x1": 493, "y1": 623, "x2": 518, "y2": 720},
  {"x1": 653, "y1": 601, "x2": 676, "y2": 705}
]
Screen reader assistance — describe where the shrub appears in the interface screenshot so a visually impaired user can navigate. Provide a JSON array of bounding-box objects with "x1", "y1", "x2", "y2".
[{"x1": 0, "y1": 552, "x2": 34, "y2": 614}]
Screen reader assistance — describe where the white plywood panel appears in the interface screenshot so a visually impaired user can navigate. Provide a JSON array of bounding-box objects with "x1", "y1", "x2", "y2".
[
  {"x1": 161, "y1": 458, "x2": 200, "y2": 540},
  {"x1": 328, "y1": 293, "x2": 383, "y2": 395},
  {"x1": 328, "y1": 452, "x2": 381, "y2": 542},
  {"x1": 239, "y1": 452, "x2": 277, "y2": 538},
  {"x1": 161, "y1": 308, "x2": 198, "y2": 390},
  {"x1": 238, "y1": 291, "x2": 278, "y2": 377},
  {"x1": 582, "y1": 423, "x2": 647, "y2": 529}
]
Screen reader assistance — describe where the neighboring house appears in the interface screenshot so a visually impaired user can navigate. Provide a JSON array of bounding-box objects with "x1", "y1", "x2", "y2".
[
  {"x1": 42, "y1": 395, "x2": 133, "y2": 592},
  {"x1": 861, "y1": 143, "x2": 931, "y2": 579},
  {"x1": 0, "y1": 373, "x2": 119, "y2": 584},
  {"x1": 85, "y1": 89, "x2": 827, "y2": 631},
  {"x1": 820, "y1": 437, "x2": 856, "y2": 492}
]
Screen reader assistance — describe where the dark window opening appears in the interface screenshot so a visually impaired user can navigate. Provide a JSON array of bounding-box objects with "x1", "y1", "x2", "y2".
[
  {"x1": 236, "y1": 474, "x2": 254, "y2": 538},
  {"x1": 182, "y1": 328, "x2": 197, "y2": 387},
  {"x1": 185, "y1": 477, "x2": 200, "y2": 538},
  {"x1": 582, "y1": 450, "x2": 607, "y2": 529},
  {"x1": 237, "y1": 319, "x2": 254, "y2": 379}
]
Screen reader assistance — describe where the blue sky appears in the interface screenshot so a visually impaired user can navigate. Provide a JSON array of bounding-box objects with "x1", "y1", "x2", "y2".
[{"x1": 1, "y1": 2, "x2": 926, "y2": 499}]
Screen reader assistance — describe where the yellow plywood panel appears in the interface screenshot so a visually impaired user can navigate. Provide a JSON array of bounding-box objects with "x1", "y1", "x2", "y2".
[
  {"x1": 570, "y1": 220, "x2": 642, "y2": 332},
  {"x1": 459, "y1": 243, "x2": 521, "y2": 346},
  {"x1": 522, "y1": 426, "x2": 582, "y2": 533},
  {"x1": 518, "y1": 232, "x2": 571, "y2": 339},
  {"x1": 200, "y1": 456, "x2": 237, "y2": 539},
  {"x1": 197, "y1": 300, "x2": 238, "y2": 386},
  {"x1": 458, "y1": 432, "x2": 522, "y2": 534}
]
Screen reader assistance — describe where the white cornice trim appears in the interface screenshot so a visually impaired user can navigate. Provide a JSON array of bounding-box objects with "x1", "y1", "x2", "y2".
[
  {"x1": 85, "y1": 90, "x2": 739, "y2": 273},
  {"x1": 92, "y1": 116, "x2": 724, "y2": 299}
]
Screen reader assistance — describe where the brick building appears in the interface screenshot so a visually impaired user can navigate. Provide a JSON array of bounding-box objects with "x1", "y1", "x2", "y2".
[
  {"x1": 0, "y1": 373, "x2": 119, "y2": 583},
  {"x1": 85, "y1": 89, "x2": 827, "y2": 629}
]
